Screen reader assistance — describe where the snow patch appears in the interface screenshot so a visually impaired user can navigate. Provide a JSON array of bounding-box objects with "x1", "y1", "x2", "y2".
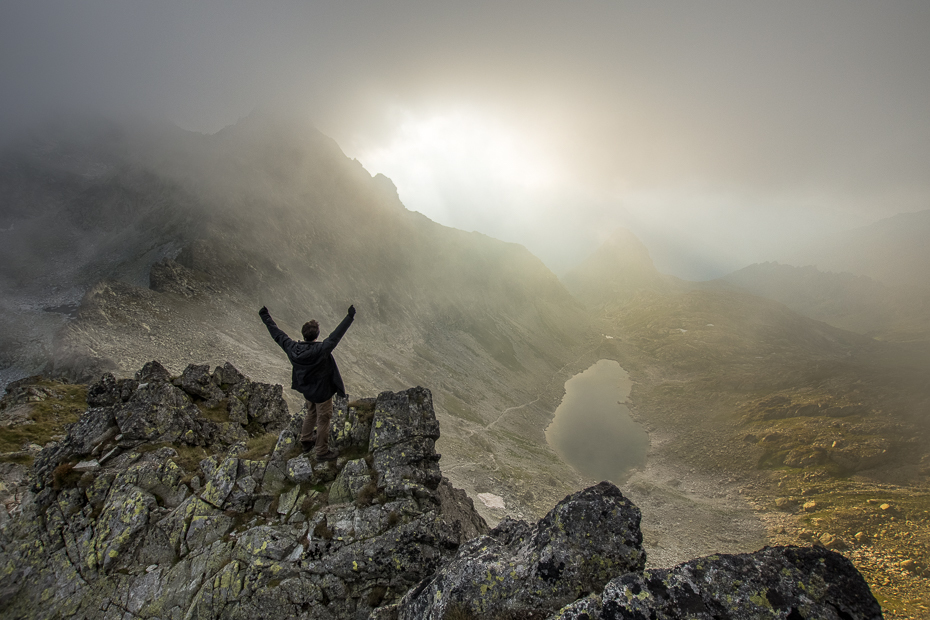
[{"x1": 477, "y1": 493, "x2": 505, "y2": 510}]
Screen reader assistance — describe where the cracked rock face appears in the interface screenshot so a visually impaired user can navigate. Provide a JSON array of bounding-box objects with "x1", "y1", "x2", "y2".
[
  {"x1": 388, "y1": 481, "x2": 646, "y2": 620},
  {"x1": 0, "y1": 365, "x2": 883, "y2": 620},
  {"x1": 0, "y1": 363, "x2": 488, "y2": 620},
  {"x1": 553, "y1": 545, "x2": 883, "y2": 620}
]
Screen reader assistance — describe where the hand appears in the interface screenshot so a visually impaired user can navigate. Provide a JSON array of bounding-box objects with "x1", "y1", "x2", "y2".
[
  {"x1": 348, "y1": 305, "x2": 356, "y2": 318},
  {"x1": 259, "y1": 306, "x2": 269, "y2": 316}
]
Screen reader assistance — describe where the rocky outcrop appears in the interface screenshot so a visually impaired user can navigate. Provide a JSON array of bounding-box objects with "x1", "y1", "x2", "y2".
[
  {"x1": 0, "y1": 362, "x2": 488, "y2": 619},
  {"x1": 553, "y1": 545, "x2": 883, "y2": 619},
  {"x1": 382, "y1": 482, "x2": 881, "y2": 620},
  {"x1": 0, "y1": 363, "x2": 883, "y2": 620},
  {"x1": 385, "y1": 481, "x2": 645, "y2": 619}
]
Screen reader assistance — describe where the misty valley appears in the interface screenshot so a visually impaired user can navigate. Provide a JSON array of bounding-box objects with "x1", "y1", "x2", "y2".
[{"x1": 1, "y1": 113, "x2": 929, "y2": 618}]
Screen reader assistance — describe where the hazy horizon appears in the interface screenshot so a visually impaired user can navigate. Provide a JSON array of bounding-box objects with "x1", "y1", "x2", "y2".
[{"x1": 3, "y1": 1, "x2": 929, "y2": 280}]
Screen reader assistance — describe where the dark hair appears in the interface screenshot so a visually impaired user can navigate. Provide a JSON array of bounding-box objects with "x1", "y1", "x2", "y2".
[{"x1": 302, "y1": 320, "x2": 320, "y2": 341}]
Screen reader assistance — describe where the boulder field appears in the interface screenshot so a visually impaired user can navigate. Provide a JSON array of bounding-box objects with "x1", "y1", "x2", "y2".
[{"x1": 0, "y1": 362, "x2": 882, "y2": 619}]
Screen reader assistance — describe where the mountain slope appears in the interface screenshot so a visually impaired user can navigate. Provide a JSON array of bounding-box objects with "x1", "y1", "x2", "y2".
[
  {"x1": 783, "y1": 209, "x2": 930, "y2": 291},
  {"x1": 561, "y1": 227, "x2": 681, "y2": 306},
  {"x1": 0, "y1": 111, "x2": 597, "y2": 522},
  {"x1": 719, "y1": 262, "x2": 930, "y2": 341}
]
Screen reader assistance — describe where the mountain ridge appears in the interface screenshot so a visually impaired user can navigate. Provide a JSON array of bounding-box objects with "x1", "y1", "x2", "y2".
[
  {"x1": 783, "y1": 208, "x2": 930, "y2": 291},
  {"x1": 0, "y1": 112, "x2": 594, "y2": 525}
]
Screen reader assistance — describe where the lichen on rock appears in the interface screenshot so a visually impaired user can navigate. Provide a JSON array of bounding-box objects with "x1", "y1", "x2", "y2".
[
  {"x1": 0, "y1": 363, "x2": 489, "y2": 619},
  {"x1": 0, "y1": 364, "x2": 883, "y2": 620}
]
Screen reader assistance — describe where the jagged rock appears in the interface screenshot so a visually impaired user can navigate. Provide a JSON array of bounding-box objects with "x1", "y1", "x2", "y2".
[
  {"x1": 434, "y1": 477, "x2": 488, "y2": 545},
  {"x1": 72, "y1": 459, "x2": 99, "y2": 473},
  {"x1": 135, "y1": 359, "x2": 172, "y2": 383},
  {"x1": 553, "y1": 546, "x2": 882, "y2": 620},
  {"x1": 329, "y1": 458, "x2": 373, "y2": 505},
  {"x1": 286, "y1": 455, "x2": 316, "y2": 483},
  {"x1": 0, "y1": 365, "x2": 491, "y2": 619},
  {"x1": 0, "y1": 365, "x2": 880, "y2": 620},
  {"x1": 370, "y1": 387, "x2": 442, "y2": 502},
  {"x1": 86, "y1": 372, "x2": 138, "y2": 407},
  {"x1": 271, "y1": 428, "x2": 298, "y2": 461},
  {"x1": 213, "y1": 361, "x2": 246, "y2": 388},
  {"x1": 173, "y1": 363, "x2": 224, "y2": 401},
  {"x1": 332, "y1": 396, "x2": 375, "y2": 452},
  {"x1": 391, "y1": 481, "x2": 645, "y2": 619},
  {"x1": 114, "y1": 381, "x2": 205, "y2": 443},
  {"x1": 201, "y1": 456, "x2": 239, "y2": 508}
]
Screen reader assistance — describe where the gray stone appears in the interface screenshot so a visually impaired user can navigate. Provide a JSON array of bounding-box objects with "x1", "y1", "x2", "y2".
[
  {"x1": 135, "y1": 360, "x2": 172, "y2": 383},
  {"x1": 173, "y1": 363, "x2": 223, "y2": 401},
  {"x1": 285, "y1": 455, "x2": 315, "y2": 483},
  {"x1": 200, "y1": 457, "x2": 238, "y2": 508},
  {"x1": 213, "y1": 361, "x2": 245, "y2": 388},
  {"x1": 271, "y1": 428, "x2": 298, "y2": 462},
  {"x1": 554, "y1": 546, "x2": 882, "y2": 620},
  {"x1": 277, "y1": 485, "x2": 301, "y2": 515},
  {"x1": 114, "y1": 382, "x2": 204, "y2": 444},
  {"x1": 329, "y1": 458, "x2": 373, "y2": 505},
  {"x1": 73, "y1": 459, "x2": 100, "y2": 473},
  {"x1": 234, "y1": 525, "x2": 302, "y2": 562},
  {"x1": 370, "y1": 387, "x2": 442, "y2": 502},
  {"x1": 394, "y1": 481, "x2": 644, "y2": 620}
]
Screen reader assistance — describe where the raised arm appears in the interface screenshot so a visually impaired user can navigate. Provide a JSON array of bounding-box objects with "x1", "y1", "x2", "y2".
[
  {"x1": 322, "y1": 305, "x2": 356, "y2": 351},
  {"x1": 259, "y1": 306, "x2": 297, "y2": 353}
]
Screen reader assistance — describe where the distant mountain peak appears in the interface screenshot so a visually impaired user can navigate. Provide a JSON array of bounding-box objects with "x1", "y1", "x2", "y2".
[
  {"x1": 561, "y1": 227, "x2": 671, "y2": 306},
  {"x1": 783, "y1": 209, "x2": 930, "y2": 291}
]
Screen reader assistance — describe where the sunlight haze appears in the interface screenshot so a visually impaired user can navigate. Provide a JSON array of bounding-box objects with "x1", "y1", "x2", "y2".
[{"x1": 3, "y1": 0, "x2": 929, "y2": 276}]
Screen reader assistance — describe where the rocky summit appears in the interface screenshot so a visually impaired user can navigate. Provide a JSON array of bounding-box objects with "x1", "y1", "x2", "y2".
[
  {"x1": 0, "y1": 363, "x2": 882, "y2": 619},
  {"x1": 0, "y1": 362, "x2": 487, "y2": 619}
]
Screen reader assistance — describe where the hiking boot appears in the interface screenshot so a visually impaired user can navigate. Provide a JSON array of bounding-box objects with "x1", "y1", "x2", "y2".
[
  {"x1": 301, "y1": 441, "x2": 315, "y2": 453},
  {"x1": 316, "y1": 449, "x2": 338, "y2": 462}
]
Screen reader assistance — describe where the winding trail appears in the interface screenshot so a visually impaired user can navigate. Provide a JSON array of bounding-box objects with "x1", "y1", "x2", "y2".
[
  {"x1": 479, "y1": 340, "x2": 605, "y2": 433},
  {"x1": 449, "y1": 339, "x2": 607, "y2": 477}
]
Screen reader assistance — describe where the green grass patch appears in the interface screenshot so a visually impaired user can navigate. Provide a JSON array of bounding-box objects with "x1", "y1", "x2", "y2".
[
  {"x1": 169, "y1": 444, "x2": 212, "y2": 474},
  {"x1": 0, "y1": 381, "x2": 87, "y2": 453},
  {"x1": 196, "y1": 399, "x2": 230, "y2": 423},
  {"x1": 240, "y1": 432, "x2": 278, "y2": 461},
  {"x1": 0, "y1": 452, "x2": 34, "y2": 465}
]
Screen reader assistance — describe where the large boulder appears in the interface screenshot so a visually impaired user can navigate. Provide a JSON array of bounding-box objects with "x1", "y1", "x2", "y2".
[
  {"x1": 370, "y1": 387, "x2": 442, "y2": 502},
  {"x1": 554, "y1": 545, "x2": 882, "y2": 620},
  {"x1": 391, "y1": 481, "x2": 645, "y2": 620}
]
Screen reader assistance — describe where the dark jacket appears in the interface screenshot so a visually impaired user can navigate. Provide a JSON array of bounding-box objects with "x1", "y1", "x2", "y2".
[{"x1": 260, "y1": 309, "x2": 354, "y2": 402}]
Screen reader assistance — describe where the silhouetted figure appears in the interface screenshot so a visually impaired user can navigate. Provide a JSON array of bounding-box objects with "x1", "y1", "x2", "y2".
[{"x1": 259, "y1": 305, "x2": 356, "y2": 461}]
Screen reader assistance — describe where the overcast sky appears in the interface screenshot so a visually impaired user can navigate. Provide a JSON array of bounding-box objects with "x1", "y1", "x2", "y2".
[{"x1": 3, "y1": 1, "x2": 929, "y2": 278}]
